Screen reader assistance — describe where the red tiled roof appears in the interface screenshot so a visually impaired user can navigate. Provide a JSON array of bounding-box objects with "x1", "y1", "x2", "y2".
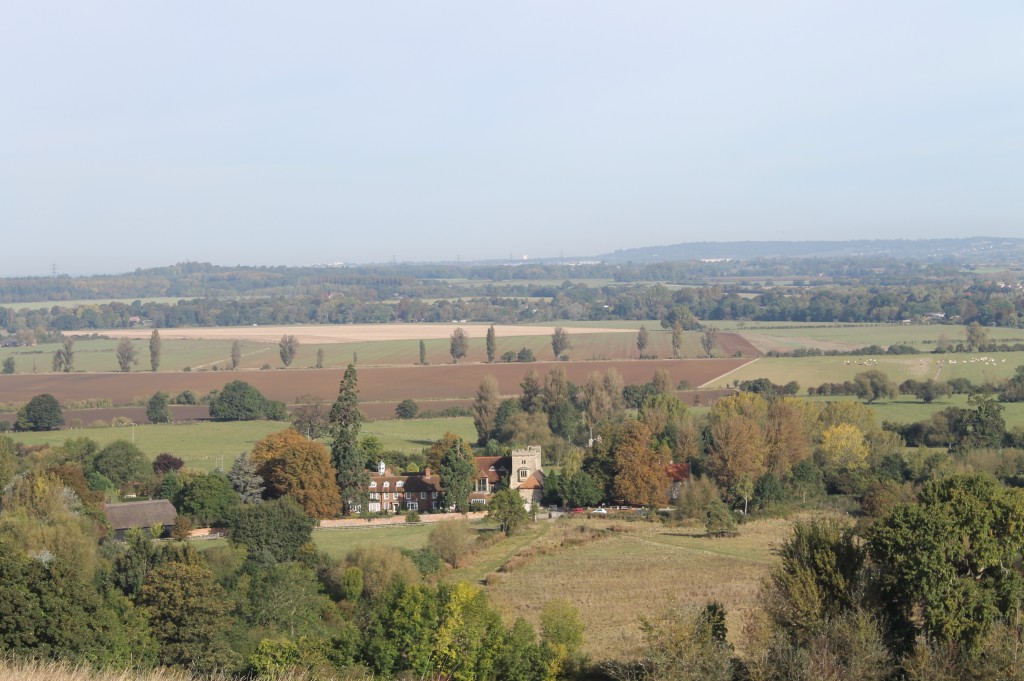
[
  {"x1": 666, "y1": 462, "x2": 691, "y2": 482},
  {"x1": 473, "y1": 456, "x2": 510, "y2": 484},
  {"x1": 518, "y1": 471, "x2": 545, "y2": 490}
]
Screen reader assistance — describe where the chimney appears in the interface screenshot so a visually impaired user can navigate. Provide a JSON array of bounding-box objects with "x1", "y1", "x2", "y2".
[{"x1": 424, "y1": 467, "x2": 432, "y2": 478}]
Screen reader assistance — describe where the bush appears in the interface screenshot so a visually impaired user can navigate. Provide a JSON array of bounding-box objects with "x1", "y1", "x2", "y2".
[
  {"x1": 429, "y1": 518, "x2": 475, "y2": 567},
  {"x1": 404, "y1": 510, "x2": 420, "y2": 523},
  {"x1": 209, "y1": 380, "x2": 285, "y2": 421},
  {"x1": 705, "y1": 500, "x2": 738, "y2": 537},
  {"x1": 404, "y1": 546, "x2": 443, "y2": 576},
  {"x1": 395, "y1": 399, "x2": 419, "y2": 419},
  {"x1": 675, "y1": 476, "x2": 721, "y2": 521}
]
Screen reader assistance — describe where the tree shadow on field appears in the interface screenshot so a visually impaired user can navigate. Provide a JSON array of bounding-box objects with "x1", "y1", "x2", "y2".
[{"x1": 411, "y1": 439, "x2": 434, "y2": 446}]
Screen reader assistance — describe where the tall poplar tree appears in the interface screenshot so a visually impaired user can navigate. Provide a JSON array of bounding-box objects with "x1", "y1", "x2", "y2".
[
  {"x1": 230, "y1": 340, "x2": 242, "y2": 369},
  {"x1": 485, "y1": 325, "x2": 496, "y2": 363},
  {"x1": 472, "y1": 376, "x2": 500, "y2": 445},
  {"x1": 331, "y1": 364, "x2": 368, "y2": 514},
  {"x1": 149, "y1": 328, "x2": 162, "y2": 371}
]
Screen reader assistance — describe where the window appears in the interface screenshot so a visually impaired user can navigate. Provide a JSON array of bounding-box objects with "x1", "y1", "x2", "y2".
[
  {"x1": 396, "y1": 480, "x2": 404, "y2": 488},
  {"x1": 369, "y1": 481, "x2": 377, "y2": 489},
  {"x1": 383, "y1": 481, "x2": 390, "y2": 488},
  {"x1": 368, "y1": 502, "x2": 380, "y2": 512},
  {"x1": 405, "y1": 492, "x2": 411, "y2": 499},
  {"x1": 432, "y1": 492, "x2": 438, "y2": 498},
  {"x1": 476, "y1": 477, "x2": 489, "y2": 492},
  {"x1": 518, "y1": 468, "x2": 529, "y2": 481},
  {"x1": 420, "y1": 491, "x2": 427, "y2": 499},
  {"x1": 407, "y1": 502, "x2": 418, "y2": 511}
]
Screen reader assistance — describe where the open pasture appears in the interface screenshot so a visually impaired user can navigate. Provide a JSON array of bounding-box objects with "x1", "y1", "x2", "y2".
[
  {"x1": 483, "y1": 516, "x2": 793, "y2": 658},
  {"x1": 6, "y1": 416, "x2": 478, "y2": 471},
  {"x1": 711, "y1": 352, "x2": 1024, "y2": 390},
  {"x1": 802, "y1": 394, "x2": 1024, "y2": 431},
  {"x1": 720, "y1": 321, "x2": 1024, "y2": 354},
  {"x1": 9, "y1": 420, "x2": 289, "y2": 471}
]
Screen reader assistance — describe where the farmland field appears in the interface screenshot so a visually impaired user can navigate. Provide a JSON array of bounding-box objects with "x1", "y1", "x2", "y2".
[
  {"x1": 0, "y1": 326, "x2": 758, "y2": 375},
  {"x1": 718, "y1": 321, "x2": 1024, "y2": 354},
  {"x1": 7, "y1": 416, "x2": 477, "y2": 471},
  {"x1": 0, "y1": 358, "x2": 753, "y2": 407},
  {"x1": 709, "y1": 352, "x2": 1024, "y2": 389}
]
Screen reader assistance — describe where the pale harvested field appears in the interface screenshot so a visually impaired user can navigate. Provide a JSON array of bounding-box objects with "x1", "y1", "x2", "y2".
[{"x1": 87, "y1": 323, "x2": 634, "y2": 344}]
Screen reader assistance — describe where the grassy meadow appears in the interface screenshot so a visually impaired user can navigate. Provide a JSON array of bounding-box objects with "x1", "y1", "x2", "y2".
[
  {"x1": 712, "y1": 352, "x2": 1024, "y2": 389},
  {"x1": 482, "y1": 516, "x2": 792, "y2": 658},
  {"x1": 8, "y1": 416, "x2": 477, "y2": 471}
]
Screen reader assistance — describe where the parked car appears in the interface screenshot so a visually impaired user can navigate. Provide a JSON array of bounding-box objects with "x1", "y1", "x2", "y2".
[
  {"x1": 590, "y1": 508, "x2": 608, "y2": 516},
  {"x1": 570, "y1": 507, "x2": 586, "y2": 515}
]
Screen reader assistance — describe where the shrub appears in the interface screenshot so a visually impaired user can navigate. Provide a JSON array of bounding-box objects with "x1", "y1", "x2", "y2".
[
  {"x1": 404, "y1": 510, "x2": 421, "y2": 523},
  {"x1": 429, "y1": 518, "x2": 475, "y2": 567},
  {"x1": 705, "y1": 500, "x2": 738, "y2": 537},
  {"x1": 395, "y1": 399, "x2": 419, "y2": 419},
  {"x1": 675, "y1": 476, "x2": 721, "y2": 521}
]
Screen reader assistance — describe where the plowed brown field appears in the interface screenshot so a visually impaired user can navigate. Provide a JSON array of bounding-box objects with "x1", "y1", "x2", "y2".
[{"x1": 0, "y1": 358, "x2": 752, "y2": 408}]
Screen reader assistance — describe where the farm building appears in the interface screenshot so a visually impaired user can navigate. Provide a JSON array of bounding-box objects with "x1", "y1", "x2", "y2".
[{"x1": 103, "y1": 499, "x2": 177, "y2": 540}]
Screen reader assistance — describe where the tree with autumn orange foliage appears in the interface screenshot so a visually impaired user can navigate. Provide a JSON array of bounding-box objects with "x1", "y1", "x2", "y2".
[
  {"x1": 612, "y1": 420, "x2": 670, "y2": 508},
  {"x1": 249, "y1": 429, "x2": 340, "y2": 518}
]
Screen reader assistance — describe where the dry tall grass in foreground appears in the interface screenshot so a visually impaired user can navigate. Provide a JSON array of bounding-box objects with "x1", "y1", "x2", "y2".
[
  {"x1": 484, "y1": 515, "x2": 798, "y2": 659},
  {"x1": 0, "y1": 660, "x2": 374, "y2": 681}
]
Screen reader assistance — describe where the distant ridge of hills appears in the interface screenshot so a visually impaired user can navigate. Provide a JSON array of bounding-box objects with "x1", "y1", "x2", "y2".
[{"x1": 594, "y1": 237, "x2": 1024, "y2": 264}]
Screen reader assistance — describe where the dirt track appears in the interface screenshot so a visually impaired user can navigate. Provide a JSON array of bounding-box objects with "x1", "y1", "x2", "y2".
[
  {"x1": 87, "y1": 324, "x2": 633, "y2": 344},
  {"x1": 0, "y1": 358, "x2": 753, "y2": 408}
]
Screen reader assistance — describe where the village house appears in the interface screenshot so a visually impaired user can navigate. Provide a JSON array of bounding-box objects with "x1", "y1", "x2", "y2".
[
  {"x1": 366, "y1": 446, "x2": 545, "y2": 513},
  {"x1": 366, "y1": 462, "x2": 443, "y2": 514}
]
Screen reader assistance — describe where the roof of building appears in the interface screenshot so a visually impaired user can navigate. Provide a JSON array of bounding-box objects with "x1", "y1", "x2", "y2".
[
  {"x1": 666, "y1": 463, "x2": 691, "y2": 482},
  {"x1": 104, "y1": 499, "x2": 177, "y2": 531},
  {"x1": 517, "y1": 470, "x2": 545, "y2": 490},
  {"x1": 473, "y1": 456, "x2": 510, "y2": 484},
  {"x1": 370, "y1": 469, "x2": 442, "y2": 493}
]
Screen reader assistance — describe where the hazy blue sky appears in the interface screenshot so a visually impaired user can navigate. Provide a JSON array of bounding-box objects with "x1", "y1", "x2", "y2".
[{"x1": 2, "y1": 2, "x2": 1022, "y2": 276}]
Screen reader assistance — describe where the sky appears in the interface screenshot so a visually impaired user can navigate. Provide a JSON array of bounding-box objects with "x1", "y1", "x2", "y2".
[{"x1": 2, "y1": 2, "x2": 1022, "y2": 276}]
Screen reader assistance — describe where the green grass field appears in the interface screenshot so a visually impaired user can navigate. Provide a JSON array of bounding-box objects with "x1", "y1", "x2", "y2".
[
  {"x1": 360, "y1": 417, "x2": 476, "y2": 452},
  {"x1": 8, "y1": 416, "x2": 478, "y2": 471},
  {"x1": 717, "y1": 321, "x2": 1024, "y2": 352},
  {"x1": 716, "y1": 353, "x2": 1024, "y2": 390}
]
